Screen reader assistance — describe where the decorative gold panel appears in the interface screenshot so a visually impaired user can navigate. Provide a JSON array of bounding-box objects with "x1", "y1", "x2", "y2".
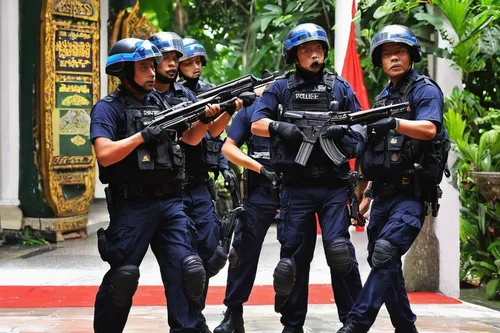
[
  {"x1": 39, "y1": 0, "x2": 99, "y2": 217},
  {"x1": 108, "y1": 1, "x2": 158, "y2": 93}
]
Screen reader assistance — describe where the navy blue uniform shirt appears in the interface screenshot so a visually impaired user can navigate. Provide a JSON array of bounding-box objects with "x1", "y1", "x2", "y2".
[
  {"x1": 90, "y1": 89, "x2": 159, "y2": 143},
  {"x1": 375, "y1": 70, "x2": 443, "y2": 130}
]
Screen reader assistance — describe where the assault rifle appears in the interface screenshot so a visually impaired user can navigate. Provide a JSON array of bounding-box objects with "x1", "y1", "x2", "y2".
[
  {"x1": 283, "y1": 102, "x2": 410, "y2": 166},
  {"x1": 145, "y1": 72, "x2": 278, "y2": 131},
  {"x1": 197, "y1": 70, "x2": 278, "y2": 101},
  {"x1": 144, "y1": 94, "x2": 249, "y2": 131}
]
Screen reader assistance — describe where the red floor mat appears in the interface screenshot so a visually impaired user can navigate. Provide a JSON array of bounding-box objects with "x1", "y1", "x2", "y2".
[{"x1": 0, "y1": 285, "x2": 461, "y2": 308}]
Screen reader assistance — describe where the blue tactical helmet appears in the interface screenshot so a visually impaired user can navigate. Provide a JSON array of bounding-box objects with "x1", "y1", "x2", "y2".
[
  {"x1": 148, "y1": 32, "x2": 185, "y2": 58},
  {"x1": 106, "y1": 38, "x2": 162, "y2": 77},
  {"x1": 282, "y1": 23, "x2": 330, "y2": 64},
  {"x1": 179, "y1": 38, "x2": 208, "y2": 66},
  {"x1": 370, "y1": 24, "x2": 422, "y2": 67}
]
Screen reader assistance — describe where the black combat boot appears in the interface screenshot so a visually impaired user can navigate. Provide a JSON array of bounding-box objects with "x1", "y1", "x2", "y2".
[
  {"x1": 336, "y1": 323, "x2": 366, "y2": 333},
  {"x1": 197, "y1": 321, "x2": 212, "y2": 333},
  {"x1": 395, "y1": 324, "x2": 419, "y2": 333},
  {"x1": 281, "y1": 326, "x2": 303, "y2": 333},
  {"x1": 213, "y1": 306, "x2": 245, "y2": 333}
]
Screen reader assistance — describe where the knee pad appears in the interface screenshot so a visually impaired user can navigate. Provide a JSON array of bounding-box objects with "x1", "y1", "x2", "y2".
[
  {"x1": 273, "y1": 258, "x2": 296, "y2": 313},
  {"x1": 205, "y1": 246, "x2": 228, "y2": 278},
  {"x1": 110, "y1": 265, "x2": 140, "y2": 307},
  {"x1": 372, "y1": 239, "x2": 395, "y2": 268},
  {"x1": 273, "y1": 258, "x2": 296, "y2": 296},
  {"x1": 228, "y1": 247, "x2": 240, "y2": 267},
  {"x1": 182, "y1": 255, "x2": 207, "y2": 300},
  {"x1": 325, "y1": 238, "x2": 353, "y2": 275}
]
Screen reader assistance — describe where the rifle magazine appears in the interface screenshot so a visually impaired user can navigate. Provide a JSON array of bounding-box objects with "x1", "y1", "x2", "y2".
[
  {"x1": 319, "y1": 136, "x2": 347, "y2": 166},
  {"x1": 295, "y1": 141, "x2": 314, "y2": 166}
]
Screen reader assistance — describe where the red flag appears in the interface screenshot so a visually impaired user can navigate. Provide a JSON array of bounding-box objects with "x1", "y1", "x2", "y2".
[
  {"x1": 341, "y1": 1, "x2": 370, "y2": 111},
  {"x1": 340, "y1": 1, "x2": 370, "y2": 172}
]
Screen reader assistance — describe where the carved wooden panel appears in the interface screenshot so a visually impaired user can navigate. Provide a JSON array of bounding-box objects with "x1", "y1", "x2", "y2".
[{"x1": 39, "y1": 0, "x2": 99, "y2": 217}]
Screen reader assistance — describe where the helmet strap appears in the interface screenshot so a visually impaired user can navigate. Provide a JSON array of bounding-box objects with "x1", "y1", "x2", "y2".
[
  {"x1": 123, "y1": 63, "x2": 149, "y2": 94},
  {"x1": 156, "y1": 70, "x2": 177, "y2": 84},
  {"x1": 295, "y1": 62, "x2": 325, "y2": 82},
  {"x1": 182, "y1": 76, "x2": 200, "y2": 92}
]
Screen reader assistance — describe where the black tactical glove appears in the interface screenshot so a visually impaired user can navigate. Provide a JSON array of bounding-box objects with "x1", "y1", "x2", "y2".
[
  {"x1": 367, "y1": 117, "x2": 397, "y2": 138},
  {"x1": 260, "y1": 166, "x2": 280, "y2": 188},
  {"x1": 198, "y1": 113, "x2": 212, "y2": 124},
  {"x1": 222, "y1": 169, "x2": 238, "y2": 191},
  {"x1": 268, "y1": 121, "x2": 306, "y2": 142},
  {"x1": 141, "y1": 125, "x2": 169, "y2": 144},
  {"x1": 325, "y1": 125, "x2": 348, "y2": 140}
]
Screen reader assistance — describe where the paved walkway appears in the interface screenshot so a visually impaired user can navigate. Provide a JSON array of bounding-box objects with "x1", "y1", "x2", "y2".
[{"x1": 1, "y1": 303, "x2": 500, "y2": 332}]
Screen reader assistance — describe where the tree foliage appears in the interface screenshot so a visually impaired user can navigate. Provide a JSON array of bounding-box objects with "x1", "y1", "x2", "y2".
[{"x1": 139, "y1": 0, "x2": 335, "y2": 84}]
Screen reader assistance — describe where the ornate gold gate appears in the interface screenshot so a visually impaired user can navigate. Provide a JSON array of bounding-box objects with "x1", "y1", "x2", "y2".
[{"x1": 37, "y1": 0, "x2": 100, "y2": 239}]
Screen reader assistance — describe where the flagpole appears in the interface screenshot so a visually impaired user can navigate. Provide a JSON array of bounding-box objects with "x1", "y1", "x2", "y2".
[{"x1": 334, "y1": 0, "x2": 354, "y2": 74}]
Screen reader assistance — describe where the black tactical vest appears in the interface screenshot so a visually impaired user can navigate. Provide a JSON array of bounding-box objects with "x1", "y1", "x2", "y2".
[
  {"x1": 167, "y1": 82, "x2": 223, "y2": 177},
  {"x1": 270, "y1": 71, "x2": 338, "y2": 171},
  {"x1": 98, "y1": 89, "x2": 185, "y2": 185},
  {"x1": 361, "y1": 74, "x2": 448, "y2": 183}
]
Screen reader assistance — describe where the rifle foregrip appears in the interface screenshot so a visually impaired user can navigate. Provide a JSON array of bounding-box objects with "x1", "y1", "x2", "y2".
[
  {"x1": 319, "y1": 136, "x2": 347, "y2": 166},
  {"x1": 295, "y1": 141, "x2": 314, "y2": 166}
]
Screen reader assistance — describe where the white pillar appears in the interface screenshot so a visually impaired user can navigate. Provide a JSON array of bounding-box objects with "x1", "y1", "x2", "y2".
[
  {"x1": 0, "y1": 0, "x2": 23, "y2": 229},
  {"x1": 334, "y1": 0, "x2": 354, "y2": 74},
  {"x1": 94, "y1": 0, "x2": 109, "y2": 199},
  {"x1": 427, "y1": 4, "x2": 462, "y2": 298}
]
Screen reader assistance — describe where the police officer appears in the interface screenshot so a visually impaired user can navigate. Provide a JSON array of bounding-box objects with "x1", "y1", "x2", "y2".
[
  {"x1": 179, "y1": 38, "x2": 215, "y2": 93},
  {"x1": 149, "y1": 32, "x2": 241, "y2": 333},
  {"x1": 337, "y1": 25, "x2": 448, "y2": 333},
  {"x1": 251, "y1": 24, "x2": 364, "y2": 333},
  {"x1": 213, "y1": 99, "x2": 280, "y2": 333},
  {"x1": 91, "y1": 38, "x2": 212, "y2": 333},
  {"x1": 178, "y1": 37, "x2": 238, "y2": 208}
]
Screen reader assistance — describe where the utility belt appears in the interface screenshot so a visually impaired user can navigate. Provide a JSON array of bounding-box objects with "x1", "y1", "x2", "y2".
[
  {"x1": 281, "y1": 165, "x2": 331, "y2": 186},
  {"x1": 372, "y1": 177, "x2": 415, "y2": 198},
  {"x1": 182, "y1": 175, "x2": 210, "y2": 189},
  {"x1": 109, "y1": 183, "x2": 182, "y2": 199}
]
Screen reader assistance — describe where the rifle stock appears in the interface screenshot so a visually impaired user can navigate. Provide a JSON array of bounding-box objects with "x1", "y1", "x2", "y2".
[
  {"x1": 219, "y1": 177, "x2": 244, "y2": 253},
  {"x1": 284, "y1": 102, "x2": 410, "y2": 166}
]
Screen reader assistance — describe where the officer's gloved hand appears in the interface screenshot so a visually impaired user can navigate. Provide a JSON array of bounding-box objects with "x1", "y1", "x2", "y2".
[
  {"x1": 260, "y1": 166, "x2": 280, "y2": 188},
  {"x1": 222, "y1": 169, "x2": 237, "y2": 191},
  {"x1": 199, "y1": 104, "x2": 220, "y2": 124},
  {"x1": 367, "y1": 117, "x2": 397, "y2": 138},
  {"x1": 325, "y1": 125, "x2": 348, "y2": 140},
  {"x1": 141, "y1": 125, "x2": 169, "y2": 144},
  {"x1": 268, "y1": 121, "x2": 306, "y2": 142}
]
